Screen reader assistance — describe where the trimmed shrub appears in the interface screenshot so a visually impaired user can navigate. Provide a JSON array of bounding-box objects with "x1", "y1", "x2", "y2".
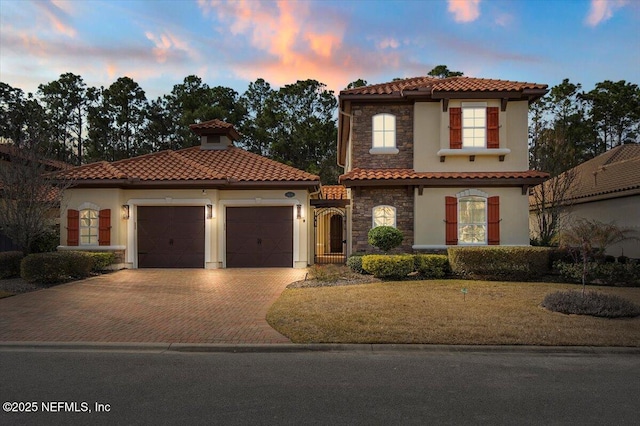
[
  {"x1": 84, "y1": 252, "x2": 116, "y2": 271},
  {"x1": 542, "y1": 290, "x2": 640, "y2": 318},
  {"x1": 21, "y1": 251, "x2": 95, "y2": 284},
  {"x1": 346, "y1": 254, "x2": 365, "y2": 274},
  {"x1": 554, "y1": 260, "x2": 640, "y2": 287},
  {"x1": 368, "y1": 226, "x2": 403, "y2": 252},
  {"x1": 414, "y1": 254, "x2": 449, "y2": 279},
  {"x1": 448, "y1": 246, "x2": 551, "y2": 280},
  {"x1": 0, "y1": 251, "x2": 24, "y2": 279},
  {"x1": 362, "y1": 254, "x2": 414, "y2": 279}
]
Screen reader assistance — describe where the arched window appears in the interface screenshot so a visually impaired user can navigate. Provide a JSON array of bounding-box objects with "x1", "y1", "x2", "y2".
[
  {"x1": 372, "y1": 113, "x2": 396, "y2": 149},
  {"x1": 80, "y1": 209, "x2": 99, "y2": 245},
  {"x1": 372, "y1": 205, "x2": 396, "y2": 228},
  {"x1": 457, "y1": 196, "x2": 487, "y2": 244}
]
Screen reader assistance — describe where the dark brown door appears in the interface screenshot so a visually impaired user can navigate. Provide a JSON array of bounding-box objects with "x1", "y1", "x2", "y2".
[
  {"x1": 329, "y1": 214, "x2": 343, "y2": 253},
  {"x1": 137, "y1": 206, "x2": 204, "y2": 268},
  {"x1": 226, "y1": 206, "x2": 293, "y2": 267}
]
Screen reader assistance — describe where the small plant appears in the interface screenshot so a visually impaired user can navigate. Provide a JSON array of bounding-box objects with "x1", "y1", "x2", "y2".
[
  {"x1": 346, "y1": 254, "x2": 366, "y2": 274},
  {"x1": 310, "y1": 264, "x2": 348, "y2": 282},
  {"x1": 368, "y1": 226, "x2": 403, "y2": 252},
  {"x1": 542, "y1": 290, "x2": 640, "y2": 318}
]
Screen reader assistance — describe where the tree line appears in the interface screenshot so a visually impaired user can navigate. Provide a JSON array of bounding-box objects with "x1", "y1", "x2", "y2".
[
  {"x1": 0, "y1": 74, "x2": 339, "y2": 183},
  {"x1": 1, "y1": 71, "x2": 638, "y2": 186}
]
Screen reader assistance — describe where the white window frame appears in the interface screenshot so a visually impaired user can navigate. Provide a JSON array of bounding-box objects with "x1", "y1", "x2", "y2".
[
  {"x1": 462, "y1": 102, "x2": 487, "y2": 149},
  {"x1": 79, "y1": 208, "x2": 99, "y2": 246},
  {"x1": 457, "y1": 193, "x2": 487, "y2": 245},
  {"x1": 372, "y1": 205, "x2": 396, "y2": 228},
  {"x1": 370, "y1": 113, "x2": 398, "y2": 154}
]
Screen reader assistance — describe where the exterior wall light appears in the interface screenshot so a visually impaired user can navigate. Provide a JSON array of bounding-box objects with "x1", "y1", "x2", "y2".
[
  {"x1": 296, "y1": 204, "x2": 302, "y2": 220},
  {"x1": 122, "y1": 204, "x2": 130, "y2": 220},
  {"x1": 206, "y1": 204, "x2": 214, "y2": 219}
]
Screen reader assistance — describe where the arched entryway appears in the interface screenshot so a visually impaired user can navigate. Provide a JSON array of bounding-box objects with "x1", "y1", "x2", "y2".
[{"x1": 314, "y1": 207, "x2": 346, "y2": 264}]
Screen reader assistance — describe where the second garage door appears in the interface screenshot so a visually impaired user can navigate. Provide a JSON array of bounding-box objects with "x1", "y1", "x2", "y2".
[
  {"x1": 226, "y1": 206, "x2": 293, "y2": 267},
  {"x1": 137, "y1": 206, "x2": 204, "y2": 268}
]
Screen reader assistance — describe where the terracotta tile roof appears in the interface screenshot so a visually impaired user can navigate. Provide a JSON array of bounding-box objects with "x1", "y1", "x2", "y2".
[
  {"x1": 321, "y1": 185, "x2": 348, "y2": 200},
  {"x1": 532, "y1": 143, "x2": 640, "y2": 204},
  {"x1": 55, "y1": 146, "x2": 319, "y2": 186},
  {"x1": 340, "y1": 76, "x2": 548, "y2": 97},
  {"x1": 340, "y1": 168, "x2": 548, "y2": 183},
  {"x1": 189, "y1": 119, "x2": 241, "y2": 139},
  {"x1": 0, "y1": 143, "x2": 72, "y2": 170}
]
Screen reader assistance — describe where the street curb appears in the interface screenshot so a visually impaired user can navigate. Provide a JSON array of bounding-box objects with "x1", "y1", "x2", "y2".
[{"x1": 1, "y1": 341, "x2": 639, "y2": 355}]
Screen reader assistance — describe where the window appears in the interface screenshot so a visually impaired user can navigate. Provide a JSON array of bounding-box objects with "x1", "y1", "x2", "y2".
[
  {"x1": 462, "y1": 106, "x2": 486, "y2": 148},
  {"x1": 372, "y1": 113, "x2": 396, "y2": 149},
  {"x1": 80, "y1": 209, "x2": 99, "y2": 245},
  {"x1": 458, "y1": 196, "x2": 486, "y2": 244},
  {"x1": 372, "y1": 205, "x2": 396, "y2": 227}
]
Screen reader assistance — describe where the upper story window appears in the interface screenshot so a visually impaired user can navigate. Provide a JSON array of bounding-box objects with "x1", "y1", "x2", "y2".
[
  {"x1": 449, "y1": 104, "x2": 499, "y2": 150},
  {"x1": 80, "y1": 209, "x2": 99, "y2": 245},
  {"x1": 372, "y1": 205, "x2": 396, "y2": 228},
  {"x1": 462, "y1": 105, "x2": 486, "y2": 148},
  {"x1": 372, "y1": 113, "x2": 396, "y2": 149}
]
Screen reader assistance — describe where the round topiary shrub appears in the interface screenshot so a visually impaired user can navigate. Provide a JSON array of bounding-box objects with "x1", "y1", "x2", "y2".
[
  {"x1": 368, "y1": 226, "x2": 403, "y2": 252},
  {"x1": 541, "y1": 290, "x2": 640, "y2": 318}
]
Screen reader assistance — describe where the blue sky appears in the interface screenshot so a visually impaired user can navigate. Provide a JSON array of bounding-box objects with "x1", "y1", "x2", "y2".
[{"x1": 1, "y1": 0, "x2": 638, "y2": 99}]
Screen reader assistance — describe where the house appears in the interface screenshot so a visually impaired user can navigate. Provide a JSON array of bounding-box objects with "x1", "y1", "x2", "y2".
[
  {"x1": 337, "y1": 76, "x2": 549, "y2": 254},
  {"x1": 530, "y1": 143, "x2": 640, "y2": 258},
  {"x1": 55, "y1": 119, "x2": 320, "y2": 268}
]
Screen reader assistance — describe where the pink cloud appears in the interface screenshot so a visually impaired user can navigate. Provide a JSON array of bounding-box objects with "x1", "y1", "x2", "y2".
[
  {"x1": 448, "y1": 0, "x2": 481, "y2": 23},
  {"x1": 585, "y1": 0, "x2": 629, "y2": 27},
  {"x1": 145, "y1": 31, "x2": 198, "y2": 64},
  {"x1": 378, "y1": 38, "x2": 400, "y2": 49},
  {"x1": 32, "y1": 0, "x2": 77, "y2": 37}
]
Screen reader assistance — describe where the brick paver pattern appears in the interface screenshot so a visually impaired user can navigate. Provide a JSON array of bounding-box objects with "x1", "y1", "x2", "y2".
[{"x1": 0, "y1": 269, "x2": 306, "y2": 344}]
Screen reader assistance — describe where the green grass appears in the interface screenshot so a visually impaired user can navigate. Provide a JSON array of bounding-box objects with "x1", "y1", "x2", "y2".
[{"x1": 267, "y1": 280, "x2": 640, "y2": 346}]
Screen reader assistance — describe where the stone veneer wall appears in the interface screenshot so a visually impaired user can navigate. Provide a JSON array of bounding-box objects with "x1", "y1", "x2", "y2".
[
  {"x1": 350, "y1": 103, "x2": 414, "y2": 169},
  {"x1": 351, "y1": 187, "x2": 414, "y2": 254}
]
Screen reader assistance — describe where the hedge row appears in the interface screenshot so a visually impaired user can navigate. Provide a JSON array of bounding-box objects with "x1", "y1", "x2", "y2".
[
  {"x1": 0, "y1": 251, "x2": 24, "y2": 279},
  {"x1": 20, "y1": 251, "x2": 116, "y2": 284},
  {"x1": 349, "y1": 254, "x2": 450, "y2": 279},
  {"x1": 348, "y1": 247, "x2": 553, "y2": 281},
  {"x1": 554, "y1": 260, "x2": 640, "y2": 287},
  {"x1": 447, "y1": 246, "x2": 551, "y2": 280}
]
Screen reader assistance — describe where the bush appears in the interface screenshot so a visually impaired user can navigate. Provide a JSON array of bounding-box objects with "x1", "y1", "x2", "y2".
[
  {"x1": 542, "y1": 290, "x2": 640, "y2": 318},
  {"x1": 362, "y1": 254, "x2": 414, "y2": 279},
  {"x1": 84, "y1": 252, "x2": 116, "y2": 271},
  {"x1": 0, "y1": 251, "x2": 24, "y2": 279},
  {"x1": 21, "y1": 251, "x2": 95, "y2": 284},
  {"x1": 554, "y1": 260, "x2": 640, "y2": 287},
  {"x1": 414, "y1": 254, "x2": 449, "y2": 279},
  {"x1": 448, "y1": 246, "x2": 551, "y2": 280},
  {"x1": 368, "y1": 226, "x2": 403, "y2": 252},
  {"x1": 309, "y1": 264, "x2": 347, "y2": 282},
  {"x1": 346, "y1": 254, "x2": 366, "y2": 274},
  {"x1": 29, "y1": 227, "x2": 60, "y2": 254}
]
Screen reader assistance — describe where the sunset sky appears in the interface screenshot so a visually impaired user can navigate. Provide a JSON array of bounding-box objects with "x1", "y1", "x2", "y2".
[{"x1": 1, "y1": 0, "x2": 638, "y2": 99}]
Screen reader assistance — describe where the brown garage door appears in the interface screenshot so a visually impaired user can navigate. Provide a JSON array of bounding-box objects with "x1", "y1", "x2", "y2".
[
  {"x1": 137, "y1": 206, "x2": 204, "y2": 268},
  {"x1": 226, "y1": 206, "x2": 293, "y2": 268}
]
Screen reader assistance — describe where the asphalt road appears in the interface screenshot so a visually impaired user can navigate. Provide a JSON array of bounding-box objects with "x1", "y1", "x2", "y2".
[{"x1": 1, "y1": 346, "x2": 638, "y2": 425}]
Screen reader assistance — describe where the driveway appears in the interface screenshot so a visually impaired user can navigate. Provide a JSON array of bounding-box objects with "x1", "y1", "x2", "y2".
[{"x1": 0, "y1": 268, "x2": 306, "y2": 344}]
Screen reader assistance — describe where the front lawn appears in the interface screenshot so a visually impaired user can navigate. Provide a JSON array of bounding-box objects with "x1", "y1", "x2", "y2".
[{"x1": 267, "y1": 280, "x2": 640, "y2": 346}]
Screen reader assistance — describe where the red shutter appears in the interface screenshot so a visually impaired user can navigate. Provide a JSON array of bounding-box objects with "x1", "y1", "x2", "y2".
[
  {"x1": 445, "y1": 196, "x2": 458, "y2": 245},
  {"x1": 67, "y1": 209, "x2": 79, "y2": 246},
  {"x1": 99, "y1": 209, "x2": 111, "y2": 246},
  {"x1": 487, "y1": 107, "x2": 499, "y2": 149},
  {"x1": 487, "y1": 196, "x2": 500, "y2": 245},
  {"x1": 449, "y1": 108, "x2": 462, "y2": 149}
]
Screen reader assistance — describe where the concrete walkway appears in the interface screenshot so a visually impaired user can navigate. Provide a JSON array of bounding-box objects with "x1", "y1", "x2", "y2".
[{"x1": 0, "y1": 268, "x2": 306, "y2": 344}]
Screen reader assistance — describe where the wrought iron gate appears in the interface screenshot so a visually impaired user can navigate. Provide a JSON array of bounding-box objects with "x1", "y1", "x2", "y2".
[{"x1": 313, "y1": 207, "x2": 346, "y2": 264}]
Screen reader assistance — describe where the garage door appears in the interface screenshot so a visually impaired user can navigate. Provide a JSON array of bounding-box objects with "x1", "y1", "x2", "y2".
[
  {"x1": 226, "y1": 206, "x2": 293, "y2": 267},
  {"x1": 137, "y1": 206, "x2": 204, "y2": 268}
]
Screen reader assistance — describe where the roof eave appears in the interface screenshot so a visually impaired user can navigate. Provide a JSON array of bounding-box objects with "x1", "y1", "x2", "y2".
[{"x1": 340, "y1": 177, "x2": 548, "y2": 188}]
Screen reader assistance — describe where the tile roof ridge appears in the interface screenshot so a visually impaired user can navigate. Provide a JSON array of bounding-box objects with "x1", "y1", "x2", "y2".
[
  {"x1": 168, "y1": 150, "x2": 227, "y2": 180},
  {"x1": 101, "y1": 161, "x2": 127, "y2": 179}
]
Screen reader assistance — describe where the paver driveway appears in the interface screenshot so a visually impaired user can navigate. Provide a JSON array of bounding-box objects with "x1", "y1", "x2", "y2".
[{"x1": 0, "y1": 268, "x2": 306, "y2": 344}]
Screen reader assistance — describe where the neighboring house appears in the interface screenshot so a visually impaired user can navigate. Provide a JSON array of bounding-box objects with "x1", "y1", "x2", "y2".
[
  {"x1": 55, "y1": 119, "x2": 320, "y2": 268},
  {"x1": 337, "y1": 76, "x2": 549, "y2": 254},
  {"x1": 530, "y1": 143, "x2": 640, "y2": 258}
]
